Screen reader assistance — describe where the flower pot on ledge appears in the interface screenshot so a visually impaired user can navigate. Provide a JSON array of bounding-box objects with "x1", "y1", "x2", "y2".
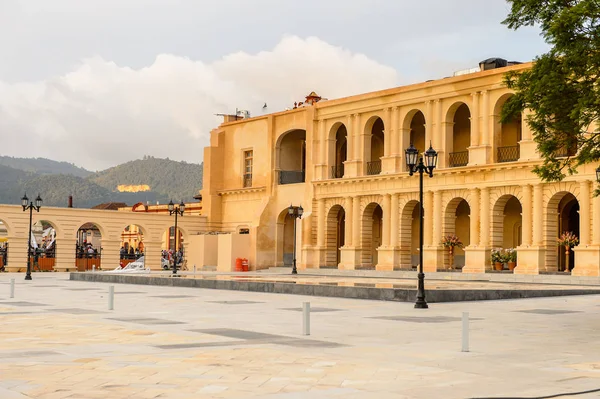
[
  {"x1": 494, "y1": 262, "x2": 504, "y2": 271},
  {"x1": 508, "y1": 262, "x2": 516, "y2": 271}
]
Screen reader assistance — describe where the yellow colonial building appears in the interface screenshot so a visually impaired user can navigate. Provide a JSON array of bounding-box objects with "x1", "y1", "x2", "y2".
[{"x1": 201, "y1": 59, "x2": 600, "y2": 276}]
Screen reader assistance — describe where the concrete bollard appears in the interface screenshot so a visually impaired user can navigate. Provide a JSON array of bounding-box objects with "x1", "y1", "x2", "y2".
[
  {"x1": 193, "y1": 264, "x2": 196, "y2": 274},
  {"x1": 92, "y1": 265, "x2": 96, "y2": 272},
  {"x1": 108, "y1": 286, "x2": 114, "y2": 310},
  {"x1": 10, "y1": 278, "x2": 15, "y2": 298},
  {"x1": 462, "y1": 311, "x2": 469, "y2": 352},
  {"x1": 302, "y1": 302, "x2": 310, "y2": 336}
]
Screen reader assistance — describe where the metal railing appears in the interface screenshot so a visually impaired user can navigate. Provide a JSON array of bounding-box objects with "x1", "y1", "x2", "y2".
[
  {"x1": 366, "y1": 160, "x2": 381, "y2": 175},
  {"x1": 449, "y1": 151, "x2": 469, "y2": 167},
  {"x1": 497, "y1": 145, "x2": 520, "y2": 163},
  {"x1": 556, "y1": 145, "x2": 578, "y2": 158},
  {"x1": 279, "y1": 170, "x2": 305, "y2": 185},
  {"x1": 243, "y1": 173, "x2": 252, "y2": 188},
  {"x1": 331, "y1": 164, "x2": 344, "y2": 179}
]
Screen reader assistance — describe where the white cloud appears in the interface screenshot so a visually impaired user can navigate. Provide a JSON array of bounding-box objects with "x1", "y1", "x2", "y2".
[{"x1": 0, "y1": 36, "x2": 398, "y2": 171}]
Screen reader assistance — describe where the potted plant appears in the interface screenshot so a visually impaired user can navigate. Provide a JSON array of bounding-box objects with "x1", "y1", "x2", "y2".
[
  {"x1": 557, "y1": 231, "x2": 579, "y2": 272},
  {"x1": 505, "y1": 248, "x2": 517, "y2": 271},
  {"x1": 491, "y1": 249, "x2": 505, "y2": 271},
  {"x1": 441, "y1": 234, "x2": 464, "y2": 270}
]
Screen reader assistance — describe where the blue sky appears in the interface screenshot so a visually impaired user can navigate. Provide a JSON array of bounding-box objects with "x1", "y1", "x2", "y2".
[{"x1": 0, "y1": 0, "x2": 548, "y2": 170}]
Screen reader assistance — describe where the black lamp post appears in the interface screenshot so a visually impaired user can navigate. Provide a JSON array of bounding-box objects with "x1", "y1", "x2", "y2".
[
  {"x1": 405, "y1": 143, "x2": 438, "y2": 309},
  {"x1": 21, "y1": 193, "x2": 42, "y2": 281},
  {"x1": 287, "y1": 204, "x2": 304, "y2": 275},
  {"x1": 168, "y1": 200, "x2": 185, "y2": 275}
]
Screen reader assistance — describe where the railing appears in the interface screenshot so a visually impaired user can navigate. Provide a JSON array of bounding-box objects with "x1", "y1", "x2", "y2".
[
  {"x1": 497, "y1": 145, "x2": 520, "y2": 163},
  {"x1": 366, "y1": 160, "x2": 381, "y2": 175},
  {"x1": 243, "y1": 173, "x2": 252, "y2": 188},
  {"x1": 449, "y1": 151, "x2": 469, "y2": 167},
  {"x1": 556, "y1": 146, "x2": 578, "y2": 158},
  {"x1": 279, "y1": 170, "x2": 305, "y2": 185},
  {"x1": 331, "y1": 164, "x2": 344, "y2": 179}
]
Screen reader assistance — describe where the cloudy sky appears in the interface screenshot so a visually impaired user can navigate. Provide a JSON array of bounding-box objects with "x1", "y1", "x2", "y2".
[{"x1": 0, "y1": 0, "x2": 548, "y2": 171}]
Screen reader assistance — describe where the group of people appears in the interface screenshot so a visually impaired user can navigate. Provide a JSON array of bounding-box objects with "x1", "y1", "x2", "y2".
[
  {"x1": 120, "y1": 246, "x2": 143, "y2": 260},
  {"x1": 0, "y1": 243, "x2": 7, "y2": 270},
  {"x1": 77, "y1": 242, "x2": 99, "y2": 258},
  {"x1": 162, "y1": 248, "x2": 184, "y2": 267}
]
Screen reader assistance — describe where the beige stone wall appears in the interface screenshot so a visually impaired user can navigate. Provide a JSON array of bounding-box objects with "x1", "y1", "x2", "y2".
[{"x1": 201, "y1": 62, "x2": 600, "y2": 276}]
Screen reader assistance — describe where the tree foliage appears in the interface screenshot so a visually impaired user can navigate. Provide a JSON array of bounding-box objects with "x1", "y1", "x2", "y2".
[{"x1": 502, "y1": 0, "x2": 600, "y2": 182}]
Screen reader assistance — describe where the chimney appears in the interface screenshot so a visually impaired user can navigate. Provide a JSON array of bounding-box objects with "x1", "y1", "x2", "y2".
[{"x1": 68, "y1": 195, "x2": 73, "y2": 208}]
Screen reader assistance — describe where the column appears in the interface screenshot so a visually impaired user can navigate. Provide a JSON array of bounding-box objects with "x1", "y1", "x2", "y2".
[
  {"x1": 352, "y1": 196, "x2": 360, "y2": 247},
  {"x1": 101, "y1": 239, "x2": 121, "y2": 271},
  {"x1": 142, "y1": 240, "x2": 163, "y2": 270},
  {"x1": 434, "y1": 99, "x2": 443, "y2": 149},
  {"x1": 480, "y1": 188, "x2": 490, "y2": 247},
  {"x1": 5, "y1": 237, "x2": 28, "y2": 272},
  {"x1": 470, "y1": 188, "x2": 480, "y2": 247},
  {"x1": 382, "y1": 194, "x2": 391, "y2": 247},
  {"x1": 391, "y1": 107, "x2": 399, "y2": 155},
  {"x1": 302, "y1": 214, "x2": 312, "y2": 247},
  {"x1": 345, "y1": 197, "x2": 353, "y2": 246},
  {"x1": 318, "y1": 118, "x2": 326, "y2": 165},
  {"x1": 522, "y1": 184, "x2": 533, "y2": 245},
  {"x1": 53, "y1": 238, "x2": 77, "y2": 272},
  {"x1": 481, "y1": 90, "x2": 490, "y2": 146},
  {"x1": 470, "y1": 92, "x2": 480, "y2": 147},
  {"x1": 426, "y1": 100, "x2": 433, "y2": 145},
  {"x1": 433, "y1": 190, "x2": 443, "y2": 245},
  {"x1": 354, "y1": 114, "x2": 361, "y2": 160},
  {"x1": 383, "y1": 107, "x2": 391, "y2": 157},
  {"x1": 390, "y1": 193, "x2": 399, "y2": 246},
  {"x1": 533, "y1": 184, "x2": 543, "y2": 246},
  {"x1": 424, "y1": 191, "x2": 434, "y2": 246},
  {"x1": 317, "y1": 198, "x2": 325, "y2": 247},
  {"x1": 346, "y1": 114, "x2": 354, "y2": 160},
  {"x1": 594, "y1": 191, "x2": 600, "y2": 245},
  {"x1": 580, "y1": 180, "x2": 591, "y2": 246}
]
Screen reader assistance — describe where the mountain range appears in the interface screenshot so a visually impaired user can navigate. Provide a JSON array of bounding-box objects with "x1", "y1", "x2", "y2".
[{"x1": 0, "y1": 155, "x2": 203, "y2": 208}]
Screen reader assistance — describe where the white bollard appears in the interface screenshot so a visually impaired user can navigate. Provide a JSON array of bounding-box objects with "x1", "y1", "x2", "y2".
[
  {"x1": 462, "y1": 312, "x2": 469, "y2": 352},
  {"x1": 108, "y1": 286, "x2": 114, "y2": 310},
  {"x1": 193, "y1": 264, "x2": 196, "y2": 274},
  {"x1": 302, "y1": 302, "x2": 310, "y2": 336},
  {"x1": 92, "y1": 265, "x2": 96, "y2": 272},
  {"x1": 10, "y1": 278, "x2": 15, "y2": 298}
]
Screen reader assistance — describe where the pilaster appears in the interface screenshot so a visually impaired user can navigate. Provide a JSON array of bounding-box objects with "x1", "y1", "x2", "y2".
[
  {"x1": 4, "y1": 237, "x2": 28, "y2": 273},
  {"x1": 141, "y1": 240, "x2": 163, "y2": 271},
  {"x1": 53, "y1": 238, "x2": 77, "y2": 272},
  {"x1": 572, "y1": 246, "x2": 600, "y2": 276},
  {"x1": 101, "y1": 239, "x2": 121, "y2": 271},
  {"x1": 514, "y1": 247, "x2": 544, "y2": 275},
  {"x1": 463, "y1": 248, "x2": 491, "y2": 273},
  {"x1": 339, "y1": 247, "x2": 360, "y2": 270}
]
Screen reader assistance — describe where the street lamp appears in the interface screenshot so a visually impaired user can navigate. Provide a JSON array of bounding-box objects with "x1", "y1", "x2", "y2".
[
  {"x1": 168, "y1": 200, "x2": 185, "y2": 275},
  {"x1": 405, "y1": 142, "x2": 438, "y2": 309},
  {"x1": 287, "y1": 204, "x2": 304, "y2": 275},
  {"x1": 21, "y1": 193, "x2": 42, "y2": 281}
]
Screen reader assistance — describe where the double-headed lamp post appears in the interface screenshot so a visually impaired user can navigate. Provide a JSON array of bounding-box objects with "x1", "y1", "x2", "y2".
[
  {"x1": 287, "y1": 204, "x2": 304, "y2": 275},
  {"x1": 405, "y1": 143, "x2": 438, "y2": 309},
  {"x1": 168, "y1": 200, "x2": 185, "y2": 275},
  {"x1": 21, "y1": 193, "x2": 42, "y2": 281}
]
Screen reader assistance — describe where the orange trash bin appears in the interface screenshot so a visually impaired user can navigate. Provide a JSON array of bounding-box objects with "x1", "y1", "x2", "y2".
[
  {"x1": 235, "y1": 258, "x2": 243, "y2": 272},
  {"x1": 241, "y1": 258, "x2": 249, "y2": 272}
]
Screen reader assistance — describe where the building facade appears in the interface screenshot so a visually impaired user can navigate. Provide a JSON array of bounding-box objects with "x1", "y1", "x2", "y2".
[{"x1": 201, "y1": 61, "x2": 600, "y2": 276}]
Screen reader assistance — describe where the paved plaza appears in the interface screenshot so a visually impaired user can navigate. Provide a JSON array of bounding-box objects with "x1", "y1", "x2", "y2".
[{"x1": 1, "y1": 273, "x2": 600, "y2": 398}]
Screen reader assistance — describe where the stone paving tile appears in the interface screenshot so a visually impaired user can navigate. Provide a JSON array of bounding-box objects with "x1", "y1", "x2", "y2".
[{"x1": 1, "y1": 273, "x2": 600, "y2": 398}]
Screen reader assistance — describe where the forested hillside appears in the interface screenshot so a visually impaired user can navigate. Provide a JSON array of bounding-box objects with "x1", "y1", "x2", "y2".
[
  {"x1": 90, "y1": 157, "x2": 203, "y2": 202},
  {"x1": 0, "y1": 156, "x2": 92, "y2": 177}
]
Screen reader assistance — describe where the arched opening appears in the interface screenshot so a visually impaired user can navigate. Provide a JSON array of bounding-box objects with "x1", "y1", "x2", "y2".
[
  {"x1": 277, "y1": 129, "x2": 306, "y2": 184},
  {"x1": 75, "y1": 223, "x2": 102, "y2": 271},
  {"x1": 331, "y1": 124, "x2": 347, "y2": 178},
  {"x1": 443, "y1": 198, "x2": 470, "y2": 269},
  {"x1": 361, "y1": 203, "x2": 383, "y2": 268},
  {"x1": 491, "y1": 195, "x2": 523, "y2": 270},
  {"x1": 410, "y1": 111, "x2": 426, "y2": 155},
  {"x1": 545, "y1": 192, "x2": 580, "y2": 272},
  {"x1": 120, "y1": 224, "x2": 145, "y2": 267},
  {"x1": 399, "y1": 200, "x2": 420, "y2": 270},
  {"x1": 366, "y1": 117, "x2": 384, "y2": 175},
  {"x1": 495, "y1": 95, "x2": 522, "y2": 162},
  {"x1": 0, "y1": 220, "x2": 9, "y2": 270},
  {"x1": 448, "y1": 103, "x2": 471, "y2": 167},
  {"x1": 325, "y1": 205, "x2": 345, "y2": 267},
  {"x1": 32, "y1": 220, "x2": 57, "y2": 271}
]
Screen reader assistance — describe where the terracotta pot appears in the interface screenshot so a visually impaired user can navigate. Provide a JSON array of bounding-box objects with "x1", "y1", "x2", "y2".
[
  {"x1": 494, "y1": 262, "x2": 504, "y2": 271},
  {"x1": 508, "y1": 262, "x2": 516, "y2": 271}
]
